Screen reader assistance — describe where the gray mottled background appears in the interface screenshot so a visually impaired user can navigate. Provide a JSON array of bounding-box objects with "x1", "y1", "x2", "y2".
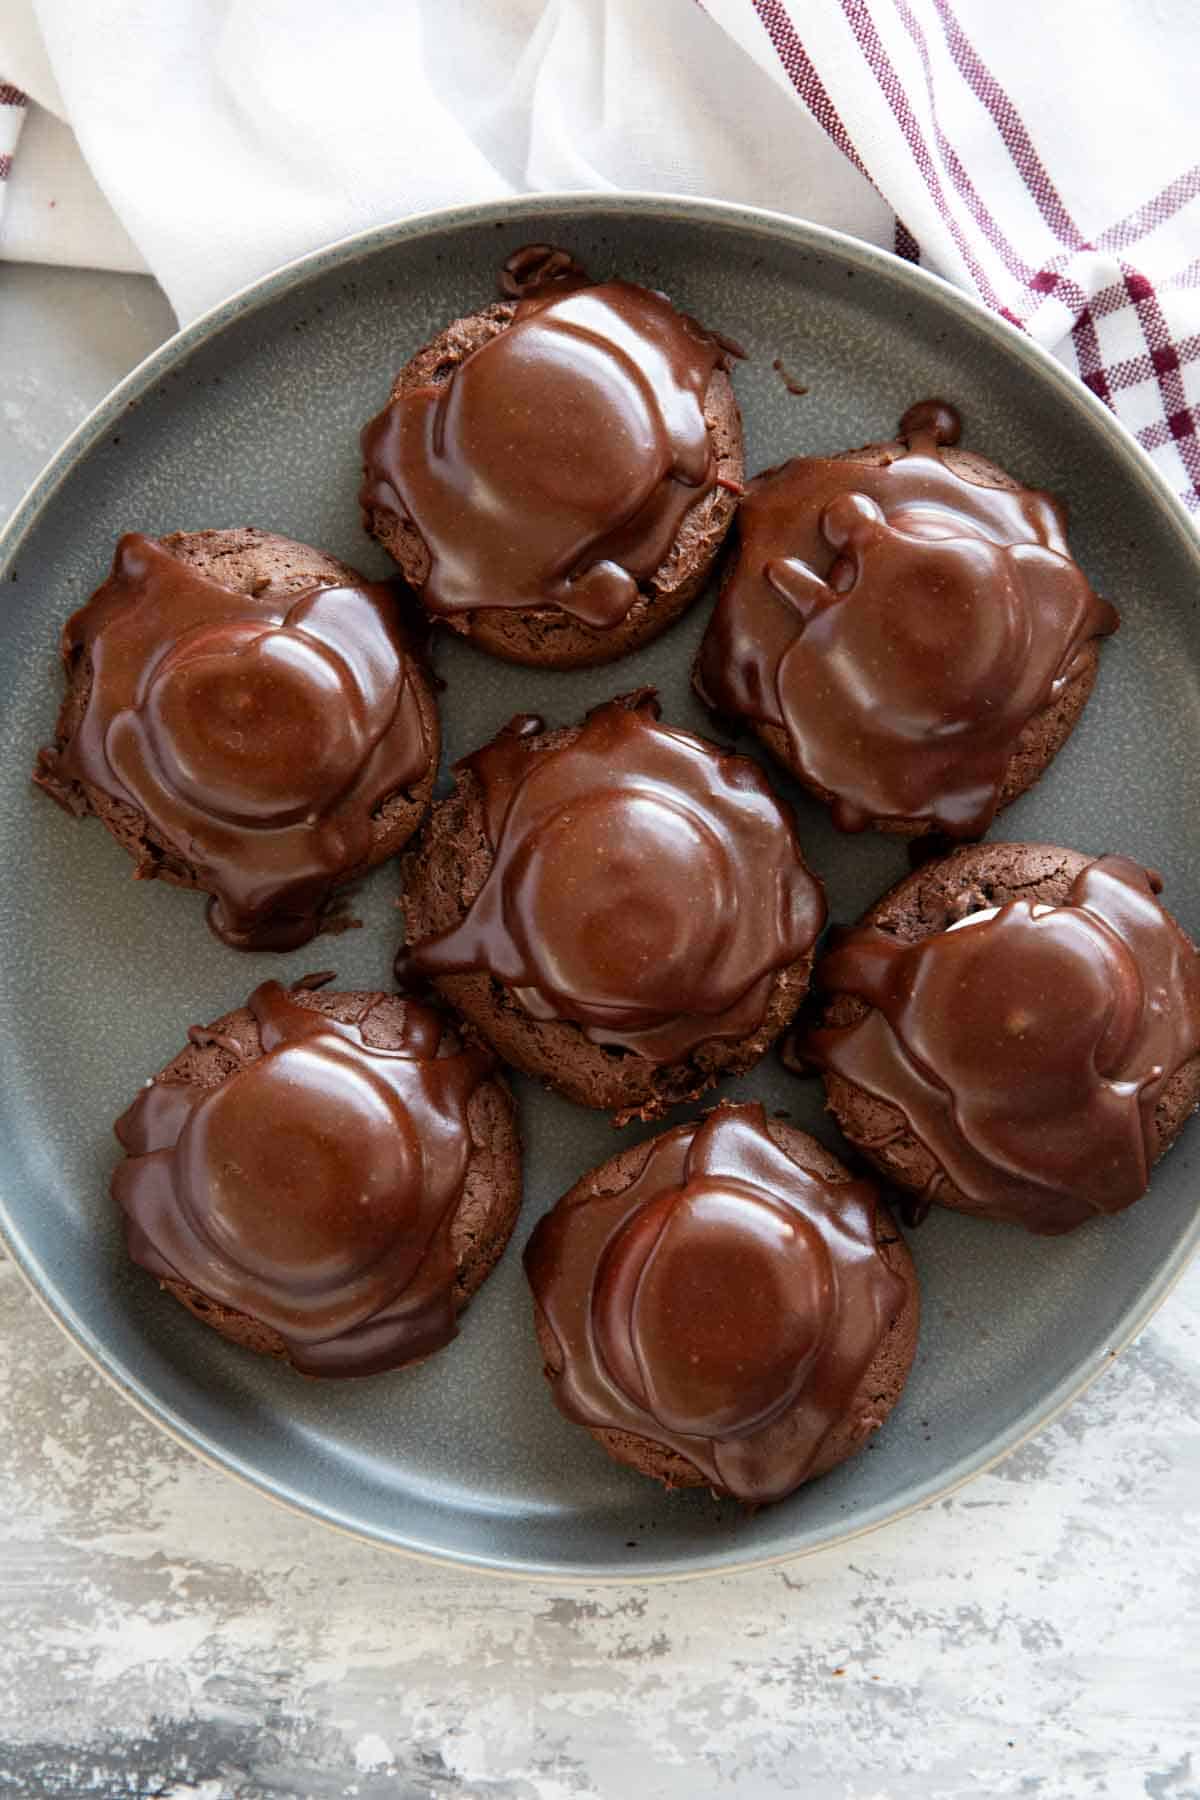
[{"x1": 0, "y1": 264, "x2": 1197, "y2": 1800}]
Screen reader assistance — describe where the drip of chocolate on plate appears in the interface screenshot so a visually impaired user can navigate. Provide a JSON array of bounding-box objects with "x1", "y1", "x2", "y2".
[
  {"x1": 695, "y1": 401, "x2": 1119, "y2": 836},
  {"x1": 113, "y1": 981, "x2": 494, "y2": 1376},
  {"x1": 771, "y1": 357, "x2": 808, "y2": 396},
  {"x1": 805, "y1": 856, "x2": 1200, "y2": 1233},
  {"x1": 397, "y1": 692, "x2": 826, "y2": 1062},
  {"x1": 360, "y1": 245, "x2": 730, "y2": 628},
  {"x1": 34, "y1": 534, "x2": 430, "y2": 949},
  {"x1": 524, "y1": 1102, "x2": 904, "y2": 1504}
]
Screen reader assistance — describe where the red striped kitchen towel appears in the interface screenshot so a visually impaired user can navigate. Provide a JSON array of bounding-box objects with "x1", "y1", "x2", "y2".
[{"x1": 712, "y1": 0, "x2": 1200, "y2": 508}]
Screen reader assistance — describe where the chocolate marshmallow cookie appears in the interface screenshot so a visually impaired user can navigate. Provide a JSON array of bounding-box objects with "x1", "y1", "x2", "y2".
[
  {"x1": 398, "y1": 691, "x2": 826, "y2": 1122},
  {"x1": 524, "y1": 1102, "x2": 919, "y2": 1503},
  {"x1": 113, "y1": 979, "x2": 521, "y2": 1376},
  {"x1": 34, "y1": 529, "x2": 439, "y2": 949},
  {"x1": 804, "y1": 844, "x2": 1200, "y2": 1233},
  {"x1": 360, "y1": 245, "x2": 744, "y2": 668},
  {"x1": 695, "y1": 403, "x2": 1118, "y2": 838}
]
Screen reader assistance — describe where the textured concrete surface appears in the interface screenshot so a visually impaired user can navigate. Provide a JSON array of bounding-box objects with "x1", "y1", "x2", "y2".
[{"x1": 0, "y1": 263, "x2": 1198, "y2": 1800}]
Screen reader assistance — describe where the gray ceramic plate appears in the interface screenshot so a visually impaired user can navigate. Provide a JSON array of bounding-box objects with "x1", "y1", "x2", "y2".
[{"x1": 2, "y1": 195, "x2": 1198, "y2": 1580}]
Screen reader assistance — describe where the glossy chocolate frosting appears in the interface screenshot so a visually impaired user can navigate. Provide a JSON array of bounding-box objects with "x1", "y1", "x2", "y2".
[
  {"x1": 399, "y1": 693, "x2": 826, "y2": 1061},
  {"x1": 807, "y1": 856, "x2": 1200, "y2": 1233},
  {"x1": 35, "y1": 534, "x2": 431, "y2": 949},
  {"x1": 524, "y1": 1103, "x2": 904, "y2": 1503},
  {"x1": 360, "y1": 248, "x2": 727, "y2": 628},
  {"x1": 113, "y1": 981, "x2": 495, "y2": 1376},
  {"x1": 695, "y1": 401, "x2": 1118, "y2": 835}
]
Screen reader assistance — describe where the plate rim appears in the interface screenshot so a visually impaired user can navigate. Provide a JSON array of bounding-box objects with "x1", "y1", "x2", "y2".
[{"x1": 2, "y1": 189, "x2": 1198, "y2": 1581}]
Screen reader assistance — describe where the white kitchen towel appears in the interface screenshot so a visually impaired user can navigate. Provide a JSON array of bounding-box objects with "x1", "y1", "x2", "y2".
[
  {"x1": 2, "y1": 1, "x2": 1199, "y2": 507},
  {"x1": 0, "y1": 92, "x2": 146, "y2": 272}
]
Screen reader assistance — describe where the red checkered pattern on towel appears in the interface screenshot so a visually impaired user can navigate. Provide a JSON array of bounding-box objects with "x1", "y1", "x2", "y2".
[{"x1": 745, "y1": 0, "x2": 1200, "y2": 511}]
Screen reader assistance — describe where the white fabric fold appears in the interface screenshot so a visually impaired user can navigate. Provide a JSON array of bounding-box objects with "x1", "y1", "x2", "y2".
[{"x1": 0, "y1": 0, "x2": 887, "y2": 322}]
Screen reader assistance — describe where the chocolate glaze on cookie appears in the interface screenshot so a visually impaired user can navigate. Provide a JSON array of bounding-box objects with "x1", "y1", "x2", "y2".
[
  {"x1": 695, "y1": 402, "x2": 1118, "y2": 837},
  {"x1": 398, "y1": 692, "x2": 826, "y2": 1064},
  {"x1": 807, "y1": 855, "x2": 1200, "y2": 1233},
  {"x1": 114, "y1": 980, "x2": 500, "y2": 1376},
  {"x1": 525, "y1": 1103, "x2": 911, "y2": 1504},
  {"x1": 35, "y1": 533, "x2": 433, "y2": 949},
  {"x1": 361, "y1": 249, "x2": 729, "y2": 630}
]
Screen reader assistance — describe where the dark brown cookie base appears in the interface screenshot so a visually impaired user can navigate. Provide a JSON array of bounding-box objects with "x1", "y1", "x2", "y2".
[
  {"x1": 399, "y1": 714, "x2": 816, "y2": 1124},
  {"x1": 42, "y1": 527, "x2": 440, "y2": 925},
  {"x1": 130, "y1": 987, "x2": 522, "y2": 1375},
  {"x1": 817, "y1": 843, "x2": 1200, "y2": 1218},
  {"x1": 532, "y1": 1117, "x2": 920, "y2": 1495},
  {"x1": 363, "y1": 302, "x2": 744, "y2": 670},
  {"x1": 705, "y1": 436, "x2": 1102, "y2": 838}
]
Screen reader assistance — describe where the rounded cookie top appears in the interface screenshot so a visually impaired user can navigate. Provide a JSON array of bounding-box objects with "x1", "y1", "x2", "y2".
[
  {"x1": 805, "y1": 845, "x2": 1200, "y2": 1233},
  {"x1": 113, "y1": 979, "x2": 516, "y2": 1376},
  {"x1": 524, "y1": 1101, "x2": 917, "y2": 1505},
  {"x1": 360, "y1": 245, "x2": 742, "y2": 664},
  {"x1": 695, "y1": 402, "x2": 1118, "y2": 838},
  {"x1": 34, "y1": 528, "x2": 438, "y2": 950},
  {"x1": 399, "y1": 690, "x2": 826, "y2": 1068}
]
